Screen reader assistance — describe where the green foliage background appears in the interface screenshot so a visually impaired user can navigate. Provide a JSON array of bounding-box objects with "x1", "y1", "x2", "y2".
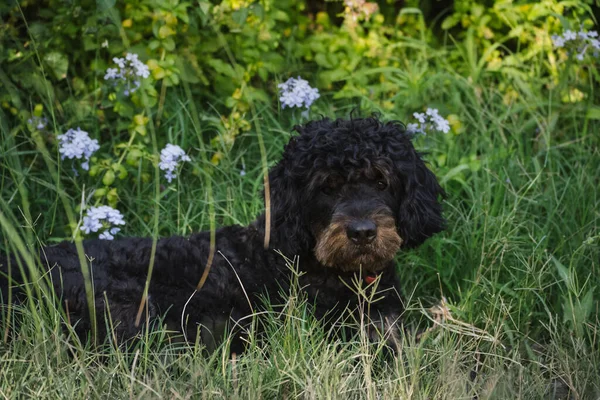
[
  {"x1": 1, "y1": 0, "x2": 599, "y2": 398},
  {"x1": 1, "y1": 0, "x2": 598, "y2": 210}
]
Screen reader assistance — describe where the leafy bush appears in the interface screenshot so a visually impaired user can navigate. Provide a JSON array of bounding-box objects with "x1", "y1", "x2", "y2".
[{"x1": 0, "y1": 0, "x2": 597, "y2": 232}]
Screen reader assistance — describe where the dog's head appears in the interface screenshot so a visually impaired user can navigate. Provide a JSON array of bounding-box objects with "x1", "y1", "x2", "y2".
[{"x1": 267, "y1": 116, "x2": 445, "y2": 273}]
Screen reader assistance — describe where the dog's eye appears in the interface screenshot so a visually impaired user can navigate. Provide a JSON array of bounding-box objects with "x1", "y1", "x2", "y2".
[
  {"x1": 322, "y1": 186, "x2": 335, "y2": 195},
  {"x1": 322, "y1": 175, "x2": 343, "y2": 196},
  {"x1": 376, "y1": 181, "x2": 388, "y2": 190},
  {"x1": 322, "y1": 184, "x2": 339, "y2": 196}
]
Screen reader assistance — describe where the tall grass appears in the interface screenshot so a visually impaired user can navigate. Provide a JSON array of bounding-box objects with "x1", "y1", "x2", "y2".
[{"x1": 1, "y1": 25, "x2": 599, "y2": 400}]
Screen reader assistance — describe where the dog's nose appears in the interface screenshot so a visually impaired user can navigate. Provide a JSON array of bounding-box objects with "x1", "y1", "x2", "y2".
[{"x1": 346, "y1": 220, "x2": 377, "y2": 245}]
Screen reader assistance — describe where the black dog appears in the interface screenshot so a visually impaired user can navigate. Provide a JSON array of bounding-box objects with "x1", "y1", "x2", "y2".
[{"x1": 0, "y1": 116, "x2": 444, "y2": 349}]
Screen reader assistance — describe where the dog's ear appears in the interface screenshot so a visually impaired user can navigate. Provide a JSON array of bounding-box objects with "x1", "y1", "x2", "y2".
[
  {"x1": 268, "y1": 159, "x2": 300, "y2": 226},
  {"x1": 396, "y1": 154, "x2": 446, "y2": 248},
  {"x1": 264, "y1": 139, "x2": 312, "y2": 251}
]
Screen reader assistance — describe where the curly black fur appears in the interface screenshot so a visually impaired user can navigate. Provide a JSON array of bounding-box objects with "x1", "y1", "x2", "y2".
[{"x1": 0, "y1": 116, "x2": 444, "y2": 349}]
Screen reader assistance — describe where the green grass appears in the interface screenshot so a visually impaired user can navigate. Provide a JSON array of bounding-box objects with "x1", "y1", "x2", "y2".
[{"x1": 1, "y1": 52, "x2": 600, "y2": 399}]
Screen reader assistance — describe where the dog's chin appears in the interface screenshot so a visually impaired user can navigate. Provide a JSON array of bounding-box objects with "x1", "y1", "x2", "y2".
[
  {"x1": 331, "y1": 253, "x2": 394, "y2": 273},
  {"x1": 315, "y1": 240, "x2": 403, "y2": 273}
]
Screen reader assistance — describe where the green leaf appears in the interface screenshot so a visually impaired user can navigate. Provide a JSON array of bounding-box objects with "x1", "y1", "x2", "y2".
[
  {"x1": 440, "y1": 164, "x2": 470, "y2": 185},
  {"x1": 207, "y1": 59, "x2": 237, "y2": 79},
  {"x1": 586, "y1": 107, "x2": 600, "y2": 120},
  {"x1": 117, "y1": 164, "x2": 128, "y2": 179},
  {"x1": 563, "y1": 288, "x2": 596, "y2": 336},
  {"x1": 314, "y1": 53, "x2": 333, "y2": 68},
  {"x1": 96, "y1": 0, "x2": 116, "y2": 11},
  {"x1": 232, "y1": 7, "x2": 249, "y2": 26},
  {"x1": 102, "y1": 170, "x2": 115, "y2": 186},
  {"x1": 174, "y1": 3, "x2": 190, "y2": 23},
  {"x1": 252, "y1": 4, "x2": 264, "y2": 19},
  {"x1": 162, "y1": 37, "x2": 176, "y2": 51},
  {"x1": 441, "y1": 15, "x2": 460, "y2": 30},
  {"x1": 29, "y1": 72, "x2": 56, "y2": 101},
  {"x1": 272, "y1": 10, "x2": 290, "y2": 22},
  {"x1": 44, "y1": 52, "x2": 69, "y2": 80},
  {"x1": 552, "y1": 256, "x2": 571, "y2": 290},
  {"x1": 175, "y1": 56, "x2": 201, "y2": 84},
  {"x1": 83, "y1": 36, "x2": 98, "y2": 51},
  {"x1": 399, "y1": 7, "x2": 423, "y2": 16},
  {"x1": 198, "y1": 1, "x2": 211, "y2": 15},
  {"x1": 578, "y1": 289, "x2": 595, "y2": 322},
  {"x1": 320, "y1": 69, "x2": 349, "y2": 84}
]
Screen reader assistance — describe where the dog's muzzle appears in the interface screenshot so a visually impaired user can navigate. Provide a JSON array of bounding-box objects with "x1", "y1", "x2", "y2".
[{"x1": 315, "y1": 213, "x2": 403, "y2": 272}]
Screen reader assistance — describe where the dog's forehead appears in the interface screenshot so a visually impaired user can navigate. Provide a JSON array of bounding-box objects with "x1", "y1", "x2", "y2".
[
  {"x1": 306, "y1": 162, "x2": 392, "y2": 192},
  {"x1": 315, "y1": 142, "x2": 395, "y2": 174},
  {"x1": 291, "y1": 117, "x2": 413, "y2": 155},
  {"x1": 293, "y1": 135, "x2": 395, "y2": 168},
  {"x1": 305, "y1": 128, "x2": 390, "y2": 150},
  {"x1": 284, "y1": 119, "x2": 418, "y2": 188}
]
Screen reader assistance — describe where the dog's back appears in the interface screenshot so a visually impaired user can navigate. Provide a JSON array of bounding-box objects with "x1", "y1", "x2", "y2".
[
  {"x1": 0, "y1": 228, "x2": 258, "y2": 343},
  {"x1": 1, "y1": 238, "x2": 164, "y2": 339}
]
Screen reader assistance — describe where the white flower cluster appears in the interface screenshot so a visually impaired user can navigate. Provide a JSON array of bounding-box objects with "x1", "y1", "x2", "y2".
[
  {"x1": 552, "y1": 29, "x2": 600, "y2": 60},
  {"x1": 159, "y1": 144, "x2": 191, "y2": 183},
  {"x1": 81, "y1": 205, "x2": 126, "y2": 240},
  {"x1": 27, "y1": 116, "x2": 48, "y2": 130},
  {"x1": 57, "y1": 127, "x2": 100, "y2": 170},
  {"x1": 278, "y1": 77, "x2": 320, "y2": 109},
  {"x1": 104, "y1": 53, "x2": 150, "y2": 96},
  {"x1": 406, "y1": 108, "x2": 450, "y2": 135}
]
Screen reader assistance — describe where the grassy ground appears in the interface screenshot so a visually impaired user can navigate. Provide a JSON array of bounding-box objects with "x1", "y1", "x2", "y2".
[{"x1": 1, "y1": 54, "x2": 599, "y2": 398}]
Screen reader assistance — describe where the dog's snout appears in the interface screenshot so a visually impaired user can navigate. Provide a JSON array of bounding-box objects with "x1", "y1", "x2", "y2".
[{"x1": 346, "y1": 220, "x2": 377, "y2": 245}]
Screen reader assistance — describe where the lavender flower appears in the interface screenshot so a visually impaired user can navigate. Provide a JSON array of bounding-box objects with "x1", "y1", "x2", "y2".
[
  {"x1": 81, "y1": 206, "x2": 125, "y2": 240},
  {"x1": 104, "y1": 53, "x2": 150, "y2": 96},
  {"x1": 27, "y1": 116, "x2": 48, "y2": 130},
  {"x1": 57, "y1": 127, "x2": 100, "y2": 170},
  {"x1": 563, "y1": 30, "x2": 577, "y2": 41},
  {"x1": 552, "y1": 35, "x2": 566, "y2": 48},
  {"x1": 278, "y1": 77, "x2": 320, "y2": 109},
  {"x1": 99, "y1": 228, "x2": 121, "y2": 240},
  {"x1": 159, "y1": 144, "x2": 191, "y2": 183},
  {"x1": 406, "y1": 108, "x2": 450, "y2": 135},
  {"x1": 552, "y1": 28, "x2": 600, "y2": 59}
]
